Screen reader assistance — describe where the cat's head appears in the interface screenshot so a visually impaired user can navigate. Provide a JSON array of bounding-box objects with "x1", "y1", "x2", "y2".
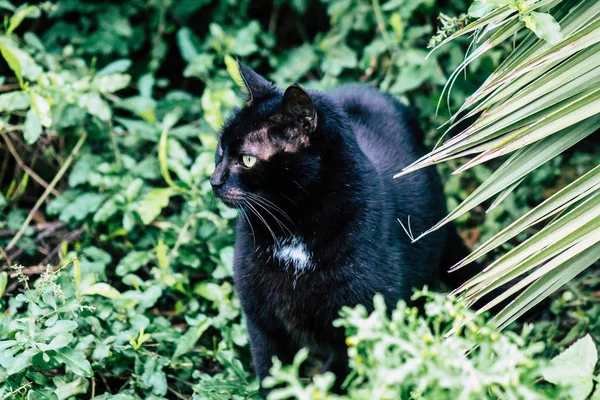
[{"x1": 210, "y1": 62, "x2": 327, "y2": 209}]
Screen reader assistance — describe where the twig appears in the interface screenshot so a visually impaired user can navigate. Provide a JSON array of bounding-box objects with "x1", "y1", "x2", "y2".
[
  {"x1": 6, "y1": 133, "x2": 87, "y2": 251},
  {"x1": 1, "y1": 131, "x2": 60, "y2": 196},
  {"x1": 0, "y1": 221, "x2": 65, "y2": 238},
  {"x1": 167, "y1": 387, "x2": 189, "y2": 400},
  {"x1": 0, "y1": 83, "x2": 20, "y2": 92},
  {"x1": 0, "y1": 247, "x2": 12, "y2": 267},
  {"x1": 39, "y1": 227, "x2": 84, "y2": 265},
  {"x1": 0, "y1": 147, "x2": 9, "y2": 187}
]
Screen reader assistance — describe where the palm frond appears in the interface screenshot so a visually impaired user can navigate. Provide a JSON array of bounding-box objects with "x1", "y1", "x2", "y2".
[{"x1": 405, "y1": 0, "x2": 600, "y2": 327}]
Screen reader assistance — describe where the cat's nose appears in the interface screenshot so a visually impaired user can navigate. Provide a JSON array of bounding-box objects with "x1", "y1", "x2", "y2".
[
  {"x1": 210, "y1": 173, "x2": 224, "y2": 188},
  {"x1": 210, "y1": 166, "x2": 225, "y2": 188}
]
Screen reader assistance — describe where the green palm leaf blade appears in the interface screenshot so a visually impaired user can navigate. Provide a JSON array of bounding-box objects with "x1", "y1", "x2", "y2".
[
  {"x1": 486, "y1": 177, "x2": 525, "y2": 214},
  {"x1": 458, "y1": 14, "x2": 600, "y2": 118},
  {"x1": 463, "y1": 214, "x2": 600, "y2": 305},
  {"x1": 453, "y1": 164, "x2": 600, "y2": 270},
  {"x1": 403, "y1": 76, "x2": 599, "y2": 175},
  {"x1": 454, "y1": 193, "x2": 600, "y2": 295},
  {"x1": 490, "y1": 241, "x2": 600, "y2": 330},
  {"x1": 441, "y1": 48, "x2": 600, "y2": 154},
  {"x1": 472, "y1": 224, "x2": 600, "y2": 314},
  {"x1": 456, "y1": 92, "x2": 600, "y2": 173},
  {"x1": 411, "y1": 117, "x2": 597, "y2": 240},
  {"x1": 455, "y1": 0, "x2": 600, "y2": 117}
]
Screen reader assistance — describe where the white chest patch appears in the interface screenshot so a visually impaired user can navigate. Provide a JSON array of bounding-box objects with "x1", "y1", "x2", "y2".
[{"x1": 272, "y1": 236, "x2": 313, "y2": 274}]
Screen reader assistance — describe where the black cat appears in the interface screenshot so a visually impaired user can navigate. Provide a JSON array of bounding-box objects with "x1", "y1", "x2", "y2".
[{"x1": 210, "y1": 62, "x2": 472, "y2": 394}]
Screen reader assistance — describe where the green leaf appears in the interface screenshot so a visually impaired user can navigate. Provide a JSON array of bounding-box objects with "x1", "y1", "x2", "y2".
[
  {"x1": 7, "y1": 348, "x2": 39, "y2": 375},
  {"x1": 0, "y1": 44, "x2": 23, "y2": 87},
  {"x1": 0, "y1": 90, "x2": 29, "y2": 112},
  {"x1": 30, "y1": 92, "x2": 52, "y2": 128},
  {"x1": 116, "y1": 251, "x2": 152, "y2": 276},
  {"x1": 322, "y1": 44, "x2": 357, "y2": 76},
  {"x1": 59, "y1": 193, "x2": 107, "y2": 222},
  {"x1": 92, "y1": 73, "x2": 131, "y2": 94},
  {"x1": 172, "y1": 316, "x2": 212, "y2": 359},
  {"x1": 468, "y1": 1, "x2": 496, "y2": 18},
  {"x1": 523, "y1": 12, "x2": 563, "y2": 45},
  {"x1": 82, "y1": 283, "x2": 122, "y2": 299},
  {"x1": 194, "y1": 282, "x2": 223, "y2": 303},
  {"x1": 7, "y1": 5, "x2": 39, "y2": 35},
  {"x1": 24, "y1": 107, "x2": 42, "y2": 144},
  {"x1": 136, "y1": 188, "x2": 173, "y2": 225},
  {"x1": 96, "y1": 59, "x2": 132, "y2": 75},
  {"x1": 0, "y1": 271, "x2": 8, "y2": 297},
  {"x1": 177, "y1": 27, "x2": 199, "y2": 63},
  {"x1": 39, "y1": 334, "x2": 73, "y2": 351},
  {"x1": 543, "y1": 334, "x2": 598, "y2": 400},
  {"x1": 79, "y1": 92, "x2": 111, "y2": 121},
  {"x1": 55, "y1": 348, "x2": 93, "y2": 378},
  {"x1": 0, "y1": 1, "x2": 16, "y2": 11},
  {"x1": 53, "y1": 377, "x2": 89, "y2": 400},
  {"x1": 42, "y1": 320, "x2": 78, "y2": 339}
]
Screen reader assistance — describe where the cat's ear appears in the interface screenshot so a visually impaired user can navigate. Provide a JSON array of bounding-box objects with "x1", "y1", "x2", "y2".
[
  {"x1": 282, "y1": 85, "x2": 317, "y2": 132},
  {"x1": 234, "y1": 59, "x2": 275, "y2": 104}
]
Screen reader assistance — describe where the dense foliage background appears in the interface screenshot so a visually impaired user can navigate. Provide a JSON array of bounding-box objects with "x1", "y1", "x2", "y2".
[{"x1": 0, "y1": 0, "x2": 598, "y2": 399}]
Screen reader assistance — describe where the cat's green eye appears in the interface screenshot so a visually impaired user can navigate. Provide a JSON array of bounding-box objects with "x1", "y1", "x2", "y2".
[{"x1": 241, "y1": 154, "x2": 257, "y2": 168}]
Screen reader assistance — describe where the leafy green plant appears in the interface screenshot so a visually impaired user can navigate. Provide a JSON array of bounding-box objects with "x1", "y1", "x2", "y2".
[
  {"x1": 398, "y1": 0, "x2": 600, "y2": 328},
  {"x1": 264, "y1": 290, "x2": 600, "y2": 399}
]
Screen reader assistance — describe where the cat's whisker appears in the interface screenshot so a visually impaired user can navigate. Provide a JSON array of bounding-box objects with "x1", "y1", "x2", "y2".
[
  {"x1": 289, "y1": 178, "x2": 308, "y2": 196},
  {"x1": 250, "y1": 198, "x2": 294, "y2": 237},
  {"x1": 239, "y1": 206, "x2": 256, "y2": 247},
  {"x1": 247, "y1": 193, "x2": 294, "y2": 224},
  {"x1": 245, "y1": 199, "x2": 280, "y2": 247},
  {"x1": 246, "y1": 194, "x2": 295, "y2": 233}
]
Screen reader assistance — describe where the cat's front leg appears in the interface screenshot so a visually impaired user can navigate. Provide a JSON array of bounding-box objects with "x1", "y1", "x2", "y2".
[
  {"x1": 246, "y1": 318, "x2": 297, "y2": 397},
  {"x1": 322, "y1": 347, "x2": 350, "y2": 394}
]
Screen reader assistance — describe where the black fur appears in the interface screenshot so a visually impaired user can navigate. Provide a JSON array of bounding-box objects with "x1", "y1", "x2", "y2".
[{"x1": 211, "y1": 65, "x2": 469, "y2": 394}]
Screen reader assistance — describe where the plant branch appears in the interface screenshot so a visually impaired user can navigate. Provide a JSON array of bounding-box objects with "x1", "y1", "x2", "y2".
[
  {"x1": 6, "y1": 133, "x2": 87, "y2": 251},
  {"x1": 1, "y1": 131, "x2": 60, "y2": 196}
]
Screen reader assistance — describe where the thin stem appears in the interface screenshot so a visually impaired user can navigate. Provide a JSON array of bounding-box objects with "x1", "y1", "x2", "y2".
[
  {"x1": 1, "y1": 131, "x2": 59, "y2": 196},
  {"x1": 6, "y1": 133, "x2": 87, "y2": 251}
]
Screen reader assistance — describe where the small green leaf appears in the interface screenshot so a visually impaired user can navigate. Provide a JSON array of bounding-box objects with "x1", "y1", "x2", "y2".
[
  {"x1": 0, "y1": 44, "x2": 23, "y2": 86},
  {"x1": 116, "y1": 251, "x2": 152, "y2": 276},
  {"x1": 53, "y1": 377, "x2": 89, "y2": 400},
  {"x1": 136, "y1": 188, "x2": 173, "y2": 225},
  {"x1": 173, "y1": 316, "x2": 212, "y2": 359},
  {"x1": 523, "y1": 12, "x2": 563, "y2": 45},
  {"x1": 39, "y1": 333, "x2": 73, "y2": 351},
  {"x1": 82, "y1": 283, "x2": 122, "y2": 299},
  {"x1": 468, "y1": 1, "x2": 496, "y2": 18},
  {"x1": 0, "y1": 271, "x2": 7, "y2": 297},
  {"x1": 24, "y1": 107, "x2": 42, "y2": 144},
  {"x1": 0, "y1": 90, "x2": 29, "y2": 112},
  {"x1": 30, "y1": 92, "x2": 52, "y2": 127},
  {"x1": 92, "y1": 73, "x2": 131, "y2": 94},
  {"x1": 7, "y1": 348, "x2": 39, "y2": 375},
  {"x1": 194, "y1": 282, "x2": 223, "y2": 303},
  {"x1": 55, "y1": 348, "x2": 93, "y2": 377},
  {"x1": 7, "y1": 5, "x2": 39, "y2": 35},
  {"x1": 96, "y1": 59, "x2": 132, "y2": 75},
  {"x1": 42, "y1": 320, "x2": 78, "y2": 338},
  {"x1": 544, "y1": 334, "x2": 598, "y2": 400},
  {"x1": 156, "y1": 240, "x2": 168, "y2": 273}
]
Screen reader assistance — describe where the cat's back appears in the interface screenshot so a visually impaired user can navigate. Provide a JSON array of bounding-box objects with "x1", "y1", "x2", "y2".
[{"x1": 329, "y1": 84, "x2": 425, "y2": 173}]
